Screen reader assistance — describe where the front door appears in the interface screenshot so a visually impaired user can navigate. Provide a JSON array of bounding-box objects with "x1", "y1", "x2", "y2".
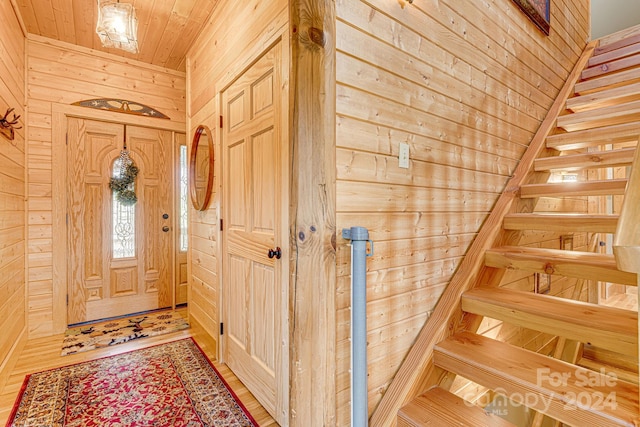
[
  {"x1": 67, "y1": 118, "x2": 173, "y2": 324},
  {"x1": 222, "y1": 41, "x2": 287, "y2": 424}
]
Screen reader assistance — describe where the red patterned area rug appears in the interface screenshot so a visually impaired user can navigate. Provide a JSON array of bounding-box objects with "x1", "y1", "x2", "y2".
[
  {"x1": 6, "y1": 339, "x2": 258, "y2": 427},
  {"x1": 61, "y1": 310, "x2": 190, "y2": 356}
]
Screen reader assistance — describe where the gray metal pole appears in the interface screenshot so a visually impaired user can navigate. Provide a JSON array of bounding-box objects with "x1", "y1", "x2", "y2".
[{"x1": 341, "y1": 226, "x2": 371, "y2": 427}]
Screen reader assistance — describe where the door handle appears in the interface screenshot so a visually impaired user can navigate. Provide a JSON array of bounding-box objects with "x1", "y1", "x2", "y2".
[
  {"x1": 162, "y1": 226, "x2": 170, "y2": 232},
  {"x1": 268, "y1": 247, "x2": 282, "y2": 259}
]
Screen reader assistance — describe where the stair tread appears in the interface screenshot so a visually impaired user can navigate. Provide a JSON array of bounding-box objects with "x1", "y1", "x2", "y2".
[
  {"x1": 588, "y1": 41, "x2": 640, "y2": 67},
  {"x1": 485, "y1": 246, "x2": 638, "y2": 286},
  {"x1": 534, "y1": 148, "x2": 636, "y2": 171},
  {"x1": 546, "y1": 121, "x2": 640, "y2": 150},
  {"x1": 434, "y1": 332, "x2": 640, "y2": 427},
  {"x1": 520, "y1": 179, "x2": 627, "y2": 198},
  {"x1": 462, "y1": 287, "x2": 637, "y2": 356},
  {"x1": 575, "y1": 67, "x2": 640, "y2": 95},
  {"x1": 582, "y1": 344, "x2": 640, "y2": 375},
  {"x1": 594, "y1": 33, "x2": 640, "y2": 57},
  {"x1": 503, "y1": 213, "x2": 619, "y2": 233},
  {"x1": 397, "y1": 387, "x2": 516, "y2": 427},
  {"x1": 567, "y1": 81, "x2": 640, "y2": 112},
  {"x1": 578, "y1": 357, "x2": 639, "y2": 385},
  {"x1": 580, "y1": 344, "x2": 639, "y2": 385},
  {"x1": 581, "y1": 52, "x2": 640, "y2": 80},
  {"x1": 557, "y1": 99, "x2": 640, "y2": 132}
]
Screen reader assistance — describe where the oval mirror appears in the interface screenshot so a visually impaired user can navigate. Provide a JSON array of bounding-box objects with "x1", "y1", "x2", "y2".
[{"x1": 189, "y1": 125, "x2": 214, "y2": 211}]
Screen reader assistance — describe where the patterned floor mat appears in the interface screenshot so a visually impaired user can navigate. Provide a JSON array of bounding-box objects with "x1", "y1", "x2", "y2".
[
  {"x1": 9, "y1": 338, "x2": 256, "y2": 426},
  {"x1": 61, "y1": 310, "x2": 189, "y2": 356}
]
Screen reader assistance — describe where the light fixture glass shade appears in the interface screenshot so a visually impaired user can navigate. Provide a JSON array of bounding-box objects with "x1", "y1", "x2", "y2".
[{"x1": 96, "y1": 0, "x2": 139, "y2": 54}]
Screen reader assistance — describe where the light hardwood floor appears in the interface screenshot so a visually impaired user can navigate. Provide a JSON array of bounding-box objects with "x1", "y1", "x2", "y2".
[
  {"x1": 0, "y1": 310, "x2": 278, "y2": 426},
  {"x1": 602, "y1": 291, "x2": 638, "y2": 311}
]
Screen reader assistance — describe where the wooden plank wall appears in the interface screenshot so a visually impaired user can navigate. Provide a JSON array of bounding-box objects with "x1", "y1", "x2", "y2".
[
  {"x1": 334, "y1": 0, "x2": 590, "y2": 423},
  {"x1": 185, "y1": 0, "x2": 288, "y2": 355},
  {"x1": 0, "y1": 1, "x2": 26, "y2": 370},
  {"x1": 25, "y1": 36, "x2": 186, "y2": 338}
]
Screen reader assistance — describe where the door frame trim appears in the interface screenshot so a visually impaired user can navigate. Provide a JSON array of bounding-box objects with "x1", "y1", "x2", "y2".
[{"x1": 51, "y1": 103, "x2": 186, "y2": 332}]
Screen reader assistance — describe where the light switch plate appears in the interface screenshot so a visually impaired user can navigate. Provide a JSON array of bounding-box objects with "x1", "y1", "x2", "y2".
[{"x1": 399, "y1": 142, "x2": 410, "y2": 169}]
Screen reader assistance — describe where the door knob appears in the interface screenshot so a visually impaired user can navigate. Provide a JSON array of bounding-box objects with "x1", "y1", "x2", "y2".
[
  {"x1": 268, "y1": 247, "x2": 282, "y2": 259},
  {"x1": 162, "y1": 226, "x2": 170, "y2": 232}
]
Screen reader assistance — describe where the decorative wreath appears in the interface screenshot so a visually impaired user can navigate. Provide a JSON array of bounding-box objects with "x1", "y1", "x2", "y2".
[{"x1": 109, "y1": 150, "x2": 139, "y2": 206}]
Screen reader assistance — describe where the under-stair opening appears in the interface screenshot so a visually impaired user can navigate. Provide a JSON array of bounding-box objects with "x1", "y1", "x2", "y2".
[{"x1": 451, "y1": 374, "x2": 534, "y2": 426}]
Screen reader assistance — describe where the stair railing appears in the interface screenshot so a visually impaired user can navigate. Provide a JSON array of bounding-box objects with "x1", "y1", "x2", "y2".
[{"x1": 612, "y1": 136, "x2": 640, "y2": 398}]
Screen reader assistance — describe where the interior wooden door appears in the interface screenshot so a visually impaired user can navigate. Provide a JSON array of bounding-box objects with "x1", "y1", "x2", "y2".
[
  {"x1": 67, "y1": 118, "x2": 173, "y2": 324},
  {"x1": 222, "y1": 42, "x2": 287, "y2": 424}
]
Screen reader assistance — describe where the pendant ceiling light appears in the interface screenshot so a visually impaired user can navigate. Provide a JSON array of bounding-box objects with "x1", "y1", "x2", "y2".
[{"x1": 96, "y1": 0, "x2": 139, "y2": 54}]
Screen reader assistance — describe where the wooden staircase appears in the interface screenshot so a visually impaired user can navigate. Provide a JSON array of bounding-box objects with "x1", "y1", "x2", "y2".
[{"x1": 374, "y1": 27, "x2": 640, "y2": 427}]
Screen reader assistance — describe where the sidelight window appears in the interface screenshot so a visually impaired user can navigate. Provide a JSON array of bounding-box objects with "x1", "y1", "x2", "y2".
[{"x1": 180, "y1": 145, "x2": 189, "y2": 251}]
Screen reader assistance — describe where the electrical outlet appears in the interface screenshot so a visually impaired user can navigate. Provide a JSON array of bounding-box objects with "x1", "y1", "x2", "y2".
[{"x1": 399, "y1": 142, "x2": 410, "y2": 169}]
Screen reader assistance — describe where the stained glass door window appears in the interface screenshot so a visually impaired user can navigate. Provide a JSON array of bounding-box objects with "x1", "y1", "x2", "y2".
[{"x1": 112, "y1": 157, "x2": 136, "y2": 258}]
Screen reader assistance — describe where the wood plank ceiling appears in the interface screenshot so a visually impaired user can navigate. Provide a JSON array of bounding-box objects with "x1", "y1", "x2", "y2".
[{"x1": 14, "y1": 0, "x2": 219, "y2": 71}]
